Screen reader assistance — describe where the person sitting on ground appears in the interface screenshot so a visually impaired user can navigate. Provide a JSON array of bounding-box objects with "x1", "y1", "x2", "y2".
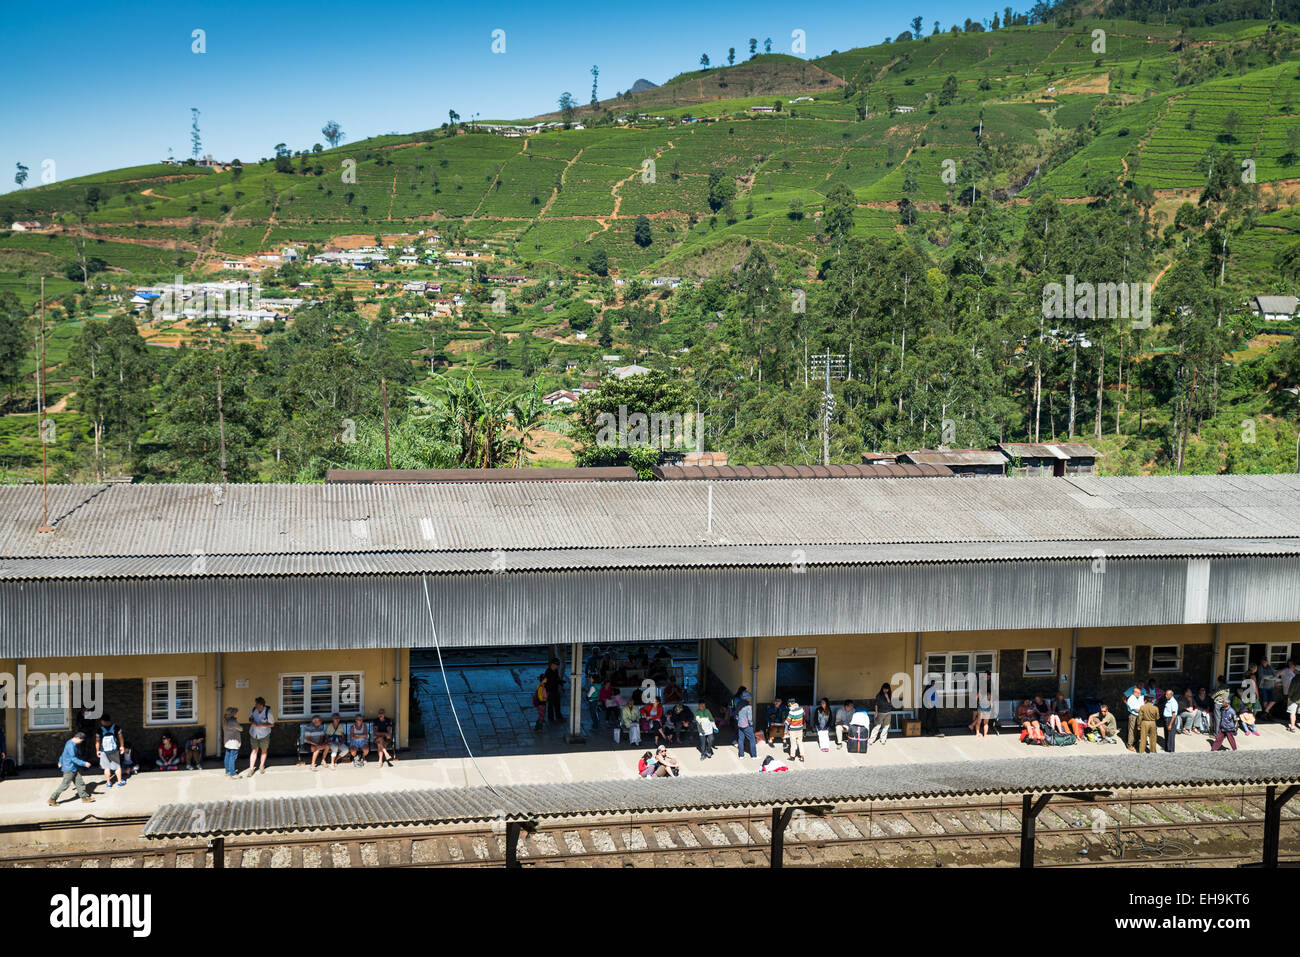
[
  {"x1": 651, "y1": 745, "x2": 680, "y2": 777},
  {"x1": 347, "y1": 715, "x2": 370, "y2": 766},
  {"x1": 120, "y1": 739, "x2": 136, "y2": 778},
  {"x1": 759, "y1": 754, "x2": 789, "y2": 772},
  {"x1": 1087, "y1": 703, "x2": 1119, "y2": 742},
  {"x1": 325, "y1": 713, "x2": 348, "y2": 768},
  {"x1": 1048, "y1": 693, "x2": 1073, "y2": 735},
  {"x1": 302, "y1": 715, "x2": 329, "y2": 769},
  {"x1": 156, "y1": 733, "x2": 181, "y2": 770},
  {"x1": 765, "y1": 697, "x2": 786, "y2": 748},
  {"x1": 1239, "y1": 667, "x2": 1260, "y2": 716},
  {"x1": 834, "y1": 700, "x2": 856, "y2": 748},
  {"x1": 637, "y1": 751, "x2": 657, "y2": 777},
  {"x1": 373, "y1": 708, "x2": 396, "y2": 766},
  {"x1": 183, "y1": 732, "x2": 205, "y2": 771}
]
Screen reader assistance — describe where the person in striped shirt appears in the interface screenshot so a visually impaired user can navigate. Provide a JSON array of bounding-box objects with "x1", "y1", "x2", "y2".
[{"x1": 784, "y1": 698, "x2": 806, "y2": 762}]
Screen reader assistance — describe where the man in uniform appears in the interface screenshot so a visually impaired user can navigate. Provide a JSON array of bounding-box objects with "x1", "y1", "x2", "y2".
[{"x1": 1137, "y1": 694, "x2": 1161, "y2": 753}]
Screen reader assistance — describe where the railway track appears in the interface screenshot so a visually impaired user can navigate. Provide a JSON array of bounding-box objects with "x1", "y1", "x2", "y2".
[{"x1": 4, "y1": 789, "x2": 1297, "y2": 869}]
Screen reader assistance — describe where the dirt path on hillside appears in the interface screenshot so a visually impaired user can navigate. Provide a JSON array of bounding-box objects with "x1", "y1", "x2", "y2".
[
  {"x1": 585, "y1": 140, "x2": 678, "y2": 241},
  {"x1": 539, "y1": 147, "x2": 585, "y2": 218}
]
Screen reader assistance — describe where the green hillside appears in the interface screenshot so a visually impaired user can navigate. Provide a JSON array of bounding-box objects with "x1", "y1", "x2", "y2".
[{"x1": 1, "y1": 8, "x2": 1298, "y2": 483}]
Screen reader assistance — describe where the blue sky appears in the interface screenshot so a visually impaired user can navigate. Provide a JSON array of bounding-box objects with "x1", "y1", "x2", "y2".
[{"x1": 1, "y1": 0, "x2": 985, "y2": 191}]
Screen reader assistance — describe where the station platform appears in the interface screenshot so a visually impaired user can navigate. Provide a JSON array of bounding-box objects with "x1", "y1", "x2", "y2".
[{"x1": 5, "y1": 720, "x2": 1298, "y2": 833}]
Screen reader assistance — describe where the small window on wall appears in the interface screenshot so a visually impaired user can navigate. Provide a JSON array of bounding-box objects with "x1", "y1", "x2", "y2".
[
  {"x1": 1102, "y1": 646, "x2": 1133, "y2": 674},
  {"x1": 715, "y1": 636, "x2": 737, "y2": 658},
  {"x1": 1024, "y1": 649, "x2": 1056, "y2": 676},
  {"x1": 279, "y1": 672, "x2": 364, "y2": 719},
  {"x1": 147, "y1": 678, "x2": 197, "y2": 724},
  {"x1": 29, "y1": 681, "x2": 69, "y2": 731},
  {"x1": 1268, "y1": 644, "x2": 1290, "y2": 669},
  {"x1": 1149, "y1": 645, "x2": 1181, "y2": 672}
]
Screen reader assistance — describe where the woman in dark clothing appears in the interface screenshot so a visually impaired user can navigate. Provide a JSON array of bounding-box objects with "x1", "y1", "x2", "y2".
[{"x1": 544, "y1": 659, "x2": 563, "y2": 723}]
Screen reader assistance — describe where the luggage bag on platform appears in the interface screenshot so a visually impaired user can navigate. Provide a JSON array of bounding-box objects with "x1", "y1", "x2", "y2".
[{"x1": 846, "y1": 724, "x2": 869, "y2": 754}]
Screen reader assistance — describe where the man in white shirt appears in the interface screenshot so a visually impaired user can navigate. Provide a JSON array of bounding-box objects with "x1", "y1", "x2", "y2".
[
  {"x1": 1161, "y1": 689, "x2": 1178, "y2": 752},
  {"x1": 1125, "y1": 686, "x2": 1144, "y2": 752}
]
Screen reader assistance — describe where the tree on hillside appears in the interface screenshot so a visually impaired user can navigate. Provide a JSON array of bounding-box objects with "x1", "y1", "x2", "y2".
[
  {"x1": 749, "y1": 38, "x2": 758, "y2": 58},
  {"x1": 0, "y1": 292, "x2": 29, "y2": 407},
  {"x1": 321, "y1": 121, "x2": 345, "y2": 148},
  {"x1": 69, "y1": 314, "x2": 154, "y2": 474},
  {"x1": 190, "y1": 108, "x2": 202, "y2": 160},
  {"x1": 707, "y1": 167, "x2": 735, "y2": 212},
  {"x1": 14, "y1": 162, "x2": 27, "y2": 188},
  {"x1": 589, "y1": 247, "x2": 609, "y2": 276},
  {"x1": 822, "y1": 183, "x2": 857, "y2": 253},
  {"x1": 558, "y1": 91, "x2": 576, "y2": 128},
  {"x1": 728, "y1": 48, "x2": 736, "y2": 66},
  {"x1": 911, "y1": 15, "x2": 924, "y2": 35},
  {"x1": 448, "y1": 109, "x2": 460, "y2": 128},
  {"x1": 571, "y1": 369, "x2": 692, "y2": 474},
  {"x1": 590, "y1": 65, "x2": 599, "y2": 106},
  {"x1": 407, "y1": 371, "x2": 545, "y2": 468},
  {"x1": 700, "y1": 53, "x2": 710, "y2": 69},
  {"x1": 764, "y1": 38, "x2": 772, "y2": 53},
  {"x1": 939, "y1": 74, "x2": 959, "y2": 105},
  {"x1": 633, "y1": 215, "x2": 652, "y2": 247}
]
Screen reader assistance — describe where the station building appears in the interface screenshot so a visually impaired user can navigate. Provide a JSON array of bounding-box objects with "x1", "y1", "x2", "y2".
[{"x1": 1, "y1": 473, "x2": 1298, "y2": 763}]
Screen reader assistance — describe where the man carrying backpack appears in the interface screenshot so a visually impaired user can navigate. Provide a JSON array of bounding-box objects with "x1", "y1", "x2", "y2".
[
  {"x1": 96, "y1": 714, "x2": 126, "y2": 789},
  {"x1": 735, "y1": 694, "x2": 757, "y2": 759}
]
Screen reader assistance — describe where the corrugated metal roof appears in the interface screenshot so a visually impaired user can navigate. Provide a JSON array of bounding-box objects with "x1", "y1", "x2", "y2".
[
  {"x1": 997, "y1": 442, "x2": 1100, "y2": 460},
  {"x1": 141, "y1": 750, "x2": 1300, "y2": 838},
  {"x1": 899, "y1": 450, "x2": 1010, "y2": 467},
  {"x1": 3, "y1": 476, "x2": 1297, "y2": 567},
  {"x1": 3, "y1": 537, "x2": 1298, "y2": 580},
  {"x1": 650, "y1": 463, "x2": 953, "y2": 480},
  {"x1": 325, "y1": 467, "x2": 638, "y2": 483}
]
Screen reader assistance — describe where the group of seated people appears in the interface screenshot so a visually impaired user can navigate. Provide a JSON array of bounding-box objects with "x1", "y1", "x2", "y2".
[
  {"x1": 587, "y1": 645, "x2": 680, "y2": 693},
  {"x1": 299, "y1": 712, "x2": 397, "y2": 768},
  {"x1": 154, "y1": 732, "x2": 206, "y2": 770}
]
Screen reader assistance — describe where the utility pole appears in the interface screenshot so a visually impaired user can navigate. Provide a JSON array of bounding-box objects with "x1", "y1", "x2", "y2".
[
  {"x1": 810, "y1": 352, "x2": 847, "y2": 466},
  {"x1": 381, "y1": 376, "x2": 392, "y2": 469},
  {"x1": 36, "y1": 276, "x2": 53, "y2": 533},
  {"x1": 215, "y1": 364, "x2": 228, "y2": 484}
]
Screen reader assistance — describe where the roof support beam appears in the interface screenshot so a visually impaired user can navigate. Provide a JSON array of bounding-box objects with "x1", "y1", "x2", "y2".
[
  {"x1": 1262, "y1": 784, "x2": 1300, "y2": 868},
  {"x1": 208, "y1": 836, "x2": 224, "y2": 870},
  {"x1": 504, "y1": 820, "x2": 537, "y2": 869},
  {"x1": 1019, "y1": 793, "x2": 1053, "y2": 868},
  {"x1": 769, "y1": 804, "x2": 833, "y2": 868}
]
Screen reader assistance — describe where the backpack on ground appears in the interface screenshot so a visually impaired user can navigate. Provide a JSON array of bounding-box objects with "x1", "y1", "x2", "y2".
[{"x1": 1049, "y1": 731, "x2": 1076, "y2": 746}]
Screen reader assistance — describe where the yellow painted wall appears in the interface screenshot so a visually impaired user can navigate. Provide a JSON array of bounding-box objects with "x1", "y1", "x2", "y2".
[
  {"x1": 711, "y1": 623, "x2": 1300, "y2": 707},
  {"x1": 9, "y1": 647, "x2": 408, "y2": 760}
]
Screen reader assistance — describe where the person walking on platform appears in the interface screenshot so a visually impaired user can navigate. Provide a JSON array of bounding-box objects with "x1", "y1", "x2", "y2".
[
  {"x1": 1137, "y1": 695, "x2": 1160, "y2": 753},
  {"x1": 533, "y1": 674, "x2": 548, "y2": 732},
  {"x1": 1162, "y1": 689, "x2": 1178, "y2": 752},
  {"x1": 544, "y1": 658, "x2": 563, "y2": 724},
  {"x1": 735, "y1": 694, "x2": 757, "y2": 759},
  {"x1": 1125, "y1": 685, "x2": 1144, "y2": 751},
  {"x1": 694, "y1": 702, "x2": 716, "y2": 759},
  {"x1": 784, "y1": 698, "x2": 806, "y2": 762},
  {"x1": 1211, "y1": 698, "x2": 1239, "y2": 751},
  {"x1": 48, "y1": 732, "x2": 94, "y2": 806}
]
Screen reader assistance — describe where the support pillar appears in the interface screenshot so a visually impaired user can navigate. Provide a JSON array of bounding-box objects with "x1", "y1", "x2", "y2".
[
  {"x1": 505, "y1": 820, "x2": 537, "y2": 868},
  {"x1": 1263, "y1": 784, "x2": 1300, "y2": 868},
  {"x1": 770, "y1": 807, "x2": 795, "y2": 868},
  {"x1": 209, "y1": 837, "x2": 225, "y2": 870},
  {"x1": 566, "y1": 641, "x2": 585, "y2": 743},
  {"x1": 1020, "y1": 793, "x2": 1052, "y2": 868}
]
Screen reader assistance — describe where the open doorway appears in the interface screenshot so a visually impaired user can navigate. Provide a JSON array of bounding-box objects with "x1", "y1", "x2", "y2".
[{"x1": 775, "y1": 655, "x2": 817, "y2": 706}]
